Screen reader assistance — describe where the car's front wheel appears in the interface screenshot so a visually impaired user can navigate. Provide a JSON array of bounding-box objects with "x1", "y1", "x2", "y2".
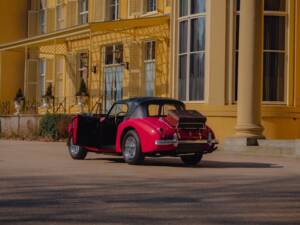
[
  {"x1": 68, "y1": 136, "x2": 88, "y2": 160},
  {"x1": 122, "y1": 130, "x2": 144, "y2": 165},
  {"x1": 180, "y1": 153, "x2": 203, "y2": 166}
]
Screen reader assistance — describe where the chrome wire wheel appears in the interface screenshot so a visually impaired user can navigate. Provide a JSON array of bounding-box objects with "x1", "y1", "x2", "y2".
[
  {"x1": 124, "y1": 136, "x2": 137, "y2": 161},
  {"x1": 70, "y1": 138, "x2": 80, "y2": 155},
  {"x1": 68, "y1": 137, "x2": 87, "y2": 160},
  {"x1": 122, "y1": 130, "x2": 144, "y2": 165}
]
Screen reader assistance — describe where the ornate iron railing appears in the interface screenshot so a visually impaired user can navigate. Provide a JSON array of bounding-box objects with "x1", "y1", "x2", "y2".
[
  {"x1": 53, "y1": 97, "x2": 67, "y2": 114},
  {"x1": 0, "y1": 101, "x2": 11, "y2": 115},
  {"x1": 0, "y1": 96, "x2": 103, "y2": 115},
  {"x1": 23, "y1": 100, "x2": 39, "y2": 114}
]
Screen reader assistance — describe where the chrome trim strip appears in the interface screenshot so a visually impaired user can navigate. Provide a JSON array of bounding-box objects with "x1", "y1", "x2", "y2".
[
  {"x1": 155, "y1": 139, "x2": 218, "y2": 146},
  {"x1": 155, "y1": 140, "x2": 178, "y2": 146}
]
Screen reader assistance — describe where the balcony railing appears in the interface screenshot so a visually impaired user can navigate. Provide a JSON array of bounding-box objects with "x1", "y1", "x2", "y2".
[{"x1": 0, "y1": 101, "x2": 11, "y2": 115}]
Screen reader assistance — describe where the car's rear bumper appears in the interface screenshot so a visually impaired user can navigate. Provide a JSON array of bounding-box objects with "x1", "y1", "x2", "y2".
[{"x1": 154, "y1": 139, "x2": 218, "y2": 155}]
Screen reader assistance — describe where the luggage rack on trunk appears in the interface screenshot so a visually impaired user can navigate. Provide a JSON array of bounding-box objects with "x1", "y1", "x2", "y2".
[{"x1": 164, "y1": 109, "x2": 207, "y2": 130}]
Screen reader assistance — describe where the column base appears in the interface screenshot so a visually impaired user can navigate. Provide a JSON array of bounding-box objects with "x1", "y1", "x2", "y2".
[
  {"x1": 235, "y1": 124, "x2": 264, "y2": 140},
  {"x1": 224, "y1": 136, "x2": 265, "y2": 148}
]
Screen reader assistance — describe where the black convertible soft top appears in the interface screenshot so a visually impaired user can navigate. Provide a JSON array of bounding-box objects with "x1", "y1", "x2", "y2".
[{"x1": 114, "y1": 97, "x2": 185, "y2": 118}]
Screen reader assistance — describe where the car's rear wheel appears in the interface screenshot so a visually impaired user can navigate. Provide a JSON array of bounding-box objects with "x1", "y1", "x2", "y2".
[
  {"x1": 68, "y1": 136, "x2": 88, "y2": 160},
  {"x1": 180, "y1": 153, "x2": 203, "y2": 166},
  {"x1": 122, "y1": 130, "x2": 144, "y2": 165}
]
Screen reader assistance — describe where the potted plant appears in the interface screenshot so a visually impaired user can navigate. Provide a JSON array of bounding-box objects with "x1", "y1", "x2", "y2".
[
  {"x1": 42, "y1": 83, "x2": 54, "y2": 109},
  {"x1": 76, "y1": 78, "x2": 89, "y2": 113},
  {"x1": 14, "y1": 88, "x2": 25, "y2": 115}
]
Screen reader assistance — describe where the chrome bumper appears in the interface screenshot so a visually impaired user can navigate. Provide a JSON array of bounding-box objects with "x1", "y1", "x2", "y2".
[{"x1": 155, "y1": 139, "x2": 218, "y2": 146}]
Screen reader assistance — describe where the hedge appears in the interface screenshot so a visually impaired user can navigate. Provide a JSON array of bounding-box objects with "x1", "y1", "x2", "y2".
[{"x1": 39, "y1": 114, "x2": 73, "y2": 140}]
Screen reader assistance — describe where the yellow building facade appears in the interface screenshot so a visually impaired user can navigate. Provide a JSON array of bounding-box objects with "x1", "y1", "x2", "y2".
[
  {"x1": 0, "y1": 0, "x2": 171, "y2": 114},
  {"x1": 0, "y1": 0, "x2": 28, "y2": 109},
  {"x1": 170, "y1": 0, "x2": 300, "y2": 143},
  {"x1": 0, "y1": 0, "x2": 300, "y2": 144}
]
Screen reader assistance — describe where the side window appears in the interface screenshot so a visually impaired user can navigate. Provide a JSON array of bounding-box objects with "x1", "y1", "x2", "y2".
[
  {"x1": 148, "y1": 104, "x2": 160, "y2": 116},
  {"x1": 109, "y1": 104, "x2": 128, "y2": 117}
]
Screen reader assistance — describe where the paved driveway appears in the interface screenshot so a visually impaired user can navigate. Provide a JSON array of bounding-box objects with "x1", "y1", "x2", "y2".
[{"x1": 0, "y1": 140, "x2": 300, "y2": 225}]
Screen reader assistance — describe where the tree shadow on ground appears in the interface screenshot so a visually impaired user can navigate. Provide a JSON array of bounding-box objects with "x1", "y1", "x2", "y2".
[{"x1": 86, "y1": 157, "x2": 282, "y2": 169}]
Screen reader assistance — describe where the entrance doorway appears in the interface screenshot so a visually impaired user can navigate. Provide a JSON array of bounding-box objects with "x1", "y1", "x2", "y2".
[{"x1": 104, "y1": 65, "x2": 123, "y2": 112}]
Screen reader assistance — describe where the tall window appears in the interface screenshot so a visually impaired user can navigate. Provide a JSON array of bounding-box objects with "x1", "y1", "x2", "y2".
[
  {"x1": 144, "y1": 41, "x2": 156, "y2": 96},
  {"x1": 107, "y1": 0, "x2": 119, "y2": 20},
  {"x1": 234, "y1": 0, "x2": 240, "y2": 101},
  {"x1": 39, "y1": 59, "x2": 46, "y2": 96},
  {"x1": 145, "y1": 0, "x2": 157, "y2": 13},
  {"x1": 104, "y1": 44, "x2": 124, "y2": 112},
  {"x1": 56, "y1": 0, "x2": 65, "y2": 30},
  {"x1": 39, "y1": 0, "x2": 47, "y2": 34},
  {"x1": 178, "y1": 0, "x2": 206, "y2": 101},
  {"x1": 234, "y1": 0, "x2": 288, "y2": 103},
  {"x1": 263, "y1": 0, "x2": 287, "y2": 102},
  {"x1": 78, "y1": 52, "x2": 89, "y2": 89},
  {"x1": 78, "y1": 0, "x2": 89, "y2": 24}
]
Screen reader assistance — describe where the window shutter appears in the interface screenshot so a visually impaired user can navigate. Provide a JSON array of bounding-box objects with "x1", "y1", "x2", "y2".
[
  {"x1": 165, "y1": 0, "x2": 171, "y2": 7},
  {"x1": 157, "y1": 0, "x2": 164, "y2": 13},
  {"x1": 129, "y1": 0, "x2": 143, "y2": 17},
  {"x1": 55, "y1": 56, "x2": 65, "y2": 97},
  {"x1": 28, "y1": 11, "x2": 38, "y2": 37},
  {"x1": 31, "y1": 0, "x2": 39, "y2": 10},
  {"x1": 26, "y1": 59, "x2": 39, "y2": 100},
  {"x1": 47, "y1": 8, "x2": 55, "y2": 33},
  {"x1": 130, "y1": 42, "x2": 142, "y2": 71},
  {"x1": 94, "y1": 0, "x2": 105, "y2": 21},
  {"x1": 46, "y1": 58, "x2": 54, "y2": 83},
  {"x1": 67, "y1": 0, "x2": 78, "y2": 27},
  {"x1": 105, "y1": 0, "x2": 112, "y2": 21},
  {"x1": 129, "y1": 42, "x2": 142, "y2": 97},
  {"x1": 66, "y1": 53, "x2": 78, "y2": 95}
]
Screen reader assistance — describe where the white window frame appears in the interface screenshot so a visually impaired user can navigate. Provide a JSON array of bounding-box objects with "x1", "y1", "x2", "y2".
[
  {"x1": 262, "y1": 0, "x2": 289, "y2": 105},
  {"x1": 103, "y1": 44, "x2": 124, "y2": 112},
  {"x1": 56, "y1": 0, "x2": 65, "y2": 30},
  {"x1": 108, "y1": 0, "x2": 120, "y2": 21},
  {"x1": 144, "y1": 40, "x2": 156, "y2": 96},
  {"x1": 77, "y1": 51, "x2": 89, "y2": 87},
  {"x1": 178, "y1": 0, "x2": 207, "y2": 103},
  {"x1": 232, "y1": 0, "x2": 240, "y2": 103},
  {"x1": 104, "y1": 44, "x2": 124, "y2": 66},
  {"x1": 78, "y1": 0, "x2": 89, "y2": 24},
  {"x1": 144, "y1": 0, "x2": 157, "y2": 14},
  {"x1": 39, "y1": 0, "x2": 47, "y2": 34},
  {"x1": 39, "y1": 58, "x2": 46, "y2": 97}
]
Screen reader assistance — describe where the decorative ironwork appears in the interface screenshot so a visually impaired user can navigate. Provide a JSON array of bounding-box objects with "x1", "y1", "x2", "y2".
[
  {"x1": 23, "y1": 100, "x2": 38, "y2": 114},
  {"x1": 89, "y1": 96, "x2": 103, "y2": 115},
  {"x1": 53, "y1": 97, "x2": 67, "y2": 114},
  {"x1": 0, "y1": 96, "x2": 104, "y2": 116},
  {"x1": 0, "y1": 101, "x2": 11, "y2": 115}
]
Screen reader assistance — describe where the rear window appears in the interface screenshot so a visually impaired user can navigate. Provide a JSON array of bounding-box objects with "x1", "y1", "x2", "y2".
[{"x1": 147, "y1": 103, "x2": 182, "y2": 117}]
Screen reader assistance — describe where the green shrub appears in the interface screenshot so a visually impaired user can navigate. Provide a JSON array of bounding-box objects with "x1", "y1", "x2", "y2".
[{"x1": 39, "y1": 114, "x2": 73, "y2": 140}]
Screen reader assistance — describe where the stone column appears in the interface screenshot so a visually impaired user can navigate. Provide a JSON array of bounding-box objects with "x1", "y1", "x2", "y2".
[{"x1": 235, "y1": 0, "x2": 264, "y2": 145}]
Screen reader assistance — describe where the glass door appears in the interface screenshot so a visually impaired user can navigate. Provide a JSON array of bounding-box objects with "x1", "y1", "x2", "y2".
[{"x1": 104, "y1": 65, "x2": 124, "y2": 112}]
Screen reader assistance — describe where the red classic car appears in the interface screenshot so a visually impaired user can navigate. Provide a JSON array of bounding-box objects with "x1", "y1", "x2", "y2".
[{"x1": 67, "y1": 97, "x2": 218, "y2": 166}]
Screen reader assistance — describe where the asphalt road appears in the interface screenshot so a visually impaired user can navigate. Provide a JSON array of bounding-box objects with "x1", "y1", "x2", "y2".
[{"x1": 0, "y1": 140, "x2": 300, "y2": 225}]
